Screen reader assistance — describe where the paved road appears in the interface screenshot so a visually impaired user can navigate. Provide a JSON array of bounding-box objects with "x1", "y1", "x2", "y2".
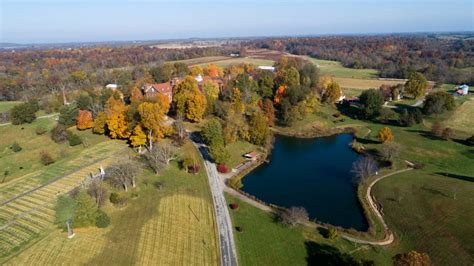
[
  {"x1": 0, "y1": 113, "x2": 58, "y2": 127},
  {"x1": 193, "y1": 142, "x2": 238, "y2": 266}
]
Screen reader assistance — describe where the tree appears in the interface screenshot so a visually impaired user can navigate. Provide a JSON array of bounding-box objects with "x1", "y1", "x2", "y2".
[
  {"x1": 76, "y1": 110, "x2": 94, "y2": 130},
  {"x1": 190, "y1": 65, "x2": 203, "y2": 76},
  {"x1": 105, "y1": 97, "x2": 129, "y2": 139},
  {"x1": 143, "y1": 142, "x2": 179, "y2": 174},
  {"x1": 422, "y1": 91, "x2": 455, "y2": 115},
  {"x1": 209, "y1": 143, "x2": 230, "y2": 165},
  {"x1": 138, "y1": 98, "x2": 170, "y2": 147},
  {"x1": 73, "y1": 191, "x2": 99, "y2": 228},
  {"x1": 431, "y1": 121, "x2": 443, "y2": 137},
  {"x1": 201, "y1": 118, "x2": 224, "y2": 146},
  {"x1": 129, "y1": 85, "x2": 144, "y2": 103},
  {"x1": 87, "y1": 180, "x2": 108, "y2": 207},
  {"x1": 129, "y1": 125, "x2": 147, "y2": 152},
  {"x1": 40, "y1": 150, "x2": 55, "y2": 165},
  {"x1": 76, "y1": 94, "x2": 93, "y2": 110},
  {"x1": 379, "y1": 142, "x2": 401, "y2": 162},
  {"x1": 185, "y1": 91, "x2": 207, "y2": 122},
  {"x1": 323, "y1": 81, "x2": 342, "y2": 103},
  {"x1": 10, "y1": 102, "x2": 37, "y2": 125},
  {"x1": 203, "y1": 64, "x2": 224, "y2": 78},
  {"x1": 202, "y1": 80, "x2": 220, "y2": 101},
  {"x1": 172, "y1": 119, "x2": 188, "y2": 145},
  {"x1": 58, "y1": 104, "x2": 79, "y2": 127},
  {"x1": 150, "y1": 64, "x2": 174, "y2": 83},
  {"x1": 393, "y1": 250, "x2": 432, "y2": 266},
  {"x1": 51, "y1": 124, "x2": 69, "y2": 143},
  {"x1": 351, "y1": 156, "x2": 378, "y2": 184},
  {"x1": 405, "y1": 72, "x2": 428, "y2": 98},
  {"x1": 106, "y1": 160, "x2": 140, "y2": 191},
  {"x1": 359, "y1": 89, "x2": 384, "y2": 119},
  {"x1": 279, "y1": 206, "x2": 309, "y2": 227},
  {"x1": 256, "y1": 70, "x2": 275, "y2": 98},
  {"x1": 248, "y1": 111, "x2": 270, "y2": 146},
  {"x1": 377, "y1": 127, "x2": 394, "y2": 143},
  {"x1": 379, "y1": 108, "x2": 396, "y2": 123},
  {"x1": 261, "y1": 99, "x2": 276, "y2": 126},
  {"x1": 173, "y1": 76, "x2": 207, "y2": 122},
  {"x1": 54, "y1": 194, "x2": 76, "y2": 228},
  {"x1": 442, "y1": 127, "x2": 455, "y2": 140},
  {"x1": 93, "y1": 111, "x2": 107, "y2": 134}
]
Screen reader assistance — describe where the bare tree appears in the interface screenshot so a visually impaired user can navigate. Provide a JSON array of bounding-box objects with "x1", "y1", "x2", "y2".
[
  {"x1": 379, "y1": 142, "x2": 401, "y2": 162},
  {"x1": 173, "y1": 119, "x2": 188, "y2": 145},
  {"x1": 279, "y1": 206, "x2": 309, "y2": 227},
  {"x1": 351, "y1": 156, "x2": 379, "y2": 184},
  {"x1": 87, "y1": 180, "x2": 108, "y2": 207},
  {"x1": 143, "y1": 142, "x2": 179, "y2": 174},
  {"x1": 106, "y1": 160, "x2": 140, "y2": 191}
]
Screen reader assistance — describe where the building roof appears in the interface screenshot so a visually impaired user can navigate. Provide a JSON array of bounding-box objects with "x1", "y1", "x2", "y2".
[
  {"x1": 143, "y1": 82, "x2": 172, "y2": 94},
  {"x1": 244, "y1": 151, "x2": 258, "y2": 158}
]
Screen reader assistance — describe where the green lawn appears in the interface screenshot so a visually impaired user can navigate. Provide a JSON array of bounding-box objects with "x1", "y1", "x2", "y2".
[
  {"x1": 306, "y1": 57, "x2": 379, "y2": 79},
  {"x1": 0, "y1": 101, "x2": 22, "y2": 113},
  {"x1": 225, "y1": 141, "x2": 259, "y2": 168},
  {"x1": 198, "y1": 57, "x2": 275, "y2": 68},
  {"x1": 226, "y1": 194, "x2": 393, "y2": 266}
]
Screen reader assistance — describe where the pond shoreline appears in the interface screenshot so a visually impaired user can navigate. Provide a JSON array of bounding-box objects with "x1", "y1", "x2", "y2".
[{"x1": 226, "y1": 125, "x2": 396, "y2": 243}]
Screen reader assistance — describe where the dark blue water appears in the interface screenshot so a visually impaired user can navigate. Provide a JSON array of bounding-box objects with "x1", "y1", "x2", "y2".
[{"x1": 241, "y1": 134, "x2": 368, "y2": 231}]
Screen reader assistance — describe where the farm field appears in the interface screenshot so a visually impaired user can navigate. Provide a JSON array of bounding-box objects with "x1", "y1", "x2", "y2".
[
  {"x1": 197, "y1": 57, "x2": 275, "y2": 68},
  {"x1": 169, "y1": 56, "x2": 230, "y2": 66},
  {"x1": 307, "y1": 57, "x2": 379, "y2": 79},
  {"x1": 3, "y1": 141, "x2": 219, "y2": 265},
  {"x1": 445, "y1": 97, "x2": 474, "y2": 134},
  {"x1": 226, "y1": 194, "x2": 393, "y2": 265},
  {"x1": 334, "y1": 77, "x2": 405, "y2": 91},
  {"x1": 0, "y1": 118, "x2": 115, "y2": 184},
  {"x1": 0, "y1": 101, "x2": 22, "y2": 113}
]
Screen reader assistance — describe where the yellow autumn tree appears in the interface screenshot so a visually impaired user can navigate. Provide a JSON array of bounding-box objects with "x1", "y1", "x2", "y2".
[
  {"x1": 93, "y1": 111, "x2": 107, "y2": 134},
  {"x1": 190, "y1": 65, "x2": 203, "y2": 76},
  {"x1": 378, "y1": 127, "x2": 394, "y2": 143},
  {"x1": 129, "y1": 125, "x2": 147, "y2": 153},
  {"x1": 76, "y1": 110, "x2": 94, "y2": 130},
  {"x1": 186, "y1": 92, "x2": 207, "y2": 122},
  {"x1": 130, "y1": 84, "x2": 144, "y2": 103},
  {"x1": 105, "y1": 97, "x2": 130, "y2": 139},
  {"x1": 137, "y1": 97, "x2": 170, "y2": 145},
  {"x1": 202, "y1": 80, "x2": 219, "y2": 101}
]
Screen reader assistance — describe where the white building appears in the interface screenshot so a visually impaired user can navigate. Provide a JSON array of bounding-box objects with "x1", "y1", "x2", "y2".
[{"x1": 257, "y1": 66, "x2": 276, "y2": 72}]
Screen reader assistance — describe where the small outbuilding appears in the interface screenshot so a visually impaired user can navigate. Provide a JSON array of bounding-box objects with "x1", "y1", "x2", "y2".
[
  {"x1": 244, "y1": 151, "x2": 259, "y2": 161},
  {"x1": 455, "y1": 84, "x2": 469, "y2": 96}
]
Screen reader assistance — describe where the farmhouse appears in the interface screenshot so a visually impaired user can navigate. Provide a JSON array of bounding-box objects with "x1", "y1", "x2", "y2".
[{"x1": 141, "y1": 82, "x2": 173, "y2": 103}]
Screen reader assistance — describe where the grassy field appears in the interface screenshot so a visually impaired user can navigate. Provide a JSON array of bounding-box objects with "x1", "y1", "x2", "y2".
[
  {"x1": 226, "y1": 194, "x2": 393, "y2": 265},
  {"x1": 0, "y1": 101, "x2": 22, "y2": 113},
  {"x1": 4, "y1": 141, "x2": 219, "y2": 265},
  {"x1": 0, "y1": 117, "x2": 114, "y2": 184},
  {"x1": 225, "y1": 141, "x2": 258, "y2": 169},
  {"x1": 307, "y1": 58, "x2": 379, "y2": 79},
  {"x1": 197, "y1": 57, "x2": 275, "y2": 68},
  {"x1": 334, "y1": 77, "x2": 405, "y2": 91},
  {"x1": 445, "y1": 97, "x2": 474, "y2": 134},
  {"x1": 170, "y1": 56, "x2": 230, "y2": 66}
]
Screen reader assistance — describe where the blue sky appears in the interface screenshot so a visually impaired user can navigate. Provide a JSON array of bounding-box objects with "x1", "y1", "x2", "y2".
[{"x1": 1, "y1": 0, "x2": 473, "y2": 44}]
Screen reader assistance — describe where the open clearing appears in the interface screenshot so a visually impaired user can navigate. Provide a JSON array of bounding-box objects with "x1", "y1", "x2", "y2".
[
  {"x1": 197, "y1": 57, "x2": 275, "y2": 68},
  {"x1": 0, "y1": 102, "x2": 22, "y2": 113},
  {"x1": 334, "y1": 77, "x2": 405, "y2": 90},
  {"x1": 3, "y1": 141, "x2": 219, "y2": 265},
  {"x1": 445, "y1": 97, "x2": 474, "y2": 134},
  {"x1": 307, "y1": 58, "x2": 379, "y2": 79}
]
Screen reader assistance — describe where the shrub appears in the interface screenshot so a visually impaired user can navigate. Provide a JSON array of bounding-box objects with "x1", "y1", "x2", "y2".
[
  {"x1": 96, "y1": 210, "x2": 111, "y2": 228},
  {"x1": 328, "y1": 228, "x2": 339, "y2": 240},
  {"x1": 11, "y1": 142, "x2": 22, "y2": 152},
  {"x1": 51, "y1": 124, "x2": 69, "y2": 143},
  {"x1": 217, "y1": 164, "x2": 229, "y2": 173},
  {"x1": 279, "y1": 206, "x2": 309, "y2": 227},
  {"x1": 153, "y1": 181, "x2": 164, "y2": 190},
  {"x1": 40, "y1": 150, "x2": 55, "y2": 165},
  {"x1": 109, "y1": 192, "x2": 128, "y2": 206},
  {"x1": 442, "y1": 127, "x2": 455, "y2": 140},
  {"x1": 10, "y1": 102, "x2": 37, "y2": 125},
  {"x1": 58, "y1": 104, "x2": 79, "y2": 126},
  {"x1": 35, "y1": 125, "x2": 47, "y2": 135},
  {"x1": 68, "y1": 133, "x2": 83, "y2": 146},
  {"x1": 229, "y1": 203, "x2": 239, "y2": 210},
  {"x1": 235, "y1": 226, "x2": 243, "y2": 232}
]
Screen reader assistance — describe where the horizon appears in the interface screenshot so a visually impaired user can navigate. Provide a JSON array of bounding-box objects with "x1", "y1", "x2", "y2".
[{"x1": 1, "y1": 0, "x2": 473, "y2": 44}]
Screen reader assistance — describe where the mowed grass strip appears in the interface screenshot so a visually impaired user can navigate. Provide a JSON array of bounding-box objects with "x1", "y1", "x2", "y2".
[{"x1": 0, "y1": 101, "x2": 23, "y2": 113}]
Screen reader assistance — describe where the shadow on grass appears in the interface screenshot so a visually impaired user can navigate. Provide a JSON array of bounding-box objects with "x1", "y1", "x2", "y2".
[
  {"x1": 421, "y1": 186, "x2": 450, "y2": 198},
  {"x1": 305, "y1": 241, "x2": 363, "y2": 266},
  {"x1": 316, "y1": 227, "x2": 329, "y2": 238},
  {"x1": 435, "y1": 172, "x2": 474, "y2": 183},
  {"x1": 354, "y1": 137, "x2": 379, "y2": 145},
  {"x1": 461, "y1": 149, "x2": 474, "y2": 159}
]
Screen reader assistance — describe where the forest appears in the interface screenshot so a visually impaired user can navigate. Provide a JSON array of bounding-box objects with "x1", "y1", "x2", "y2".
[{"x1": 247, "y1": 35, "x2": 474, "y2": 85}]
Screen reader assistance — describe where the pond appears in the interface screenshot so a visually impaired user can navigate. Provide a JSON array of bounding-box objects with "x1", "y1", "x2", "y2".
[{"x1": 241, "y1": 133, "x2": 369, "y2": 231}]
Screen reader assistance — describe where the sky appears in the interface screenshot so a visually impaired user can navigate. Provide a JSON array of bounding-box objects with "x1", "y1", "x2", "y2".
[{"x1": 1, "y1": 0, "x2": 473, "y2": 44}]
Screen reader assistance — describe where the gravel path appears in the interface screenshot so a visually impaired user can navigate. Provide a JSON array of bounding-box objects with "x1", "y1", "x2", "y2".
[{"x1": 194, "y1": 142, "x2": 238, "y2": 266}]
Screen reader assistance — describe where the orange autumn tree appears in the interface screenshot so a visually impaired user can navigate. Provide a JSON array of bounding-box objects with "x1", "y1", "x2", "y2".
[
  {"x1": 378, "y1": 127, "x2": 394, "y2": 143},
  {"x1": 274, "y1": 85, "x2": 287, "y2": 104},
  {"x1": 76, "y1": 110, "x2": 94, "y2": 130},
  {"x1": 105, "y1": 97, "x2": 130, "y2": 139},
  {"x1": 203, "y1": 64, "x2": 224, "y2": 78},
  {"x1": 129, "y1": 84, "x2": 144, "y2": 103}
]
